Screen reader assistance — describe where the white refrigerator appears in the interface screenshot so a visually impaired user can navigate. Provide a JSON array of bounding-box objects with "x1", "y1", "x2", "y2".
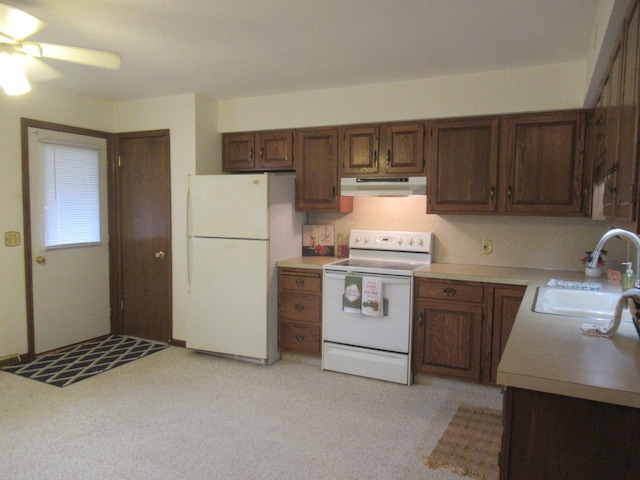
[{"x1": 186, "y1": 173, "x2": 305, "y2": 364}]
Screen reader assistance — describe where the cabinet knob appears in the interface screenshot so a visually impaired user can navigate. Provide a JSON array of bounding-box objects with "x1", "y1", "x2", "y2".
[
  {"x1": 295, "y1": 303, "x2": 304, "y2": 312},
  {"x1": 295, "y1": 278, "x2": 305, "y2": 287},
  {"x1": 443, "y1": 287, "x2": 457, "y2": 297},
  {"x1": 294, "y1": 333, "x2": 305, "y2": 342}
]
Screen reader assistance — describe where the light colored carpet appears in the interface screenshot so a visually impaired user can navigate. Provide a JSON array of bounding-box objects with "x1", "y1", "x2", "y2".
[
  {"x1": 424, "y1": 404, "x2": 502, "y2": 479},
  {"x1": 0, "y1": 346, "x2": 502, "y2": 479}
]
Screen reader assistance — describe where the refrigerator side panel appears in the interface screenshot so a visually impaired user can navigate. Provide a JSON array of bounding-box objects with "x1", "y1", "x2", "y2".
[
  {"x1": 186, "y1": 237, "x2": 269, "y2": 361},
  {"x1": 189, "y1": 174, "x2": 269, "y2": 239}
]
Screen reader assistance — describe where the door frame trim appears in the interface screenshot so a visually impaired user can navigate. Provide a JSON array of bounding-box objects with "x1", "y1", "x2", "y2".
[{"x1": 20, "y1": 118, "x2": 116, "y2": 359}]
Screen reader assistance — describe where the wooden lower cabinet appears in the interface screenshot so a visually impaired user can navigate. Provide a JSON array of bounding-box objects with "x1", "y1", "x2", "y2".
[
  {"x1": 490, "y1": 286, "x2": 526, "y2": 384},
  {"x1": 413, "y1": 278, "x2": 524, "y2": 385},
  {"x1": 501, "y1": 387, "x2": 640, "y2": 479},
  {"x1": 277, "y1": 267, "x2": 322, "y2": 356},
  {"x1": 413, "y1": 279, "x2": 484, "y2": 381}
]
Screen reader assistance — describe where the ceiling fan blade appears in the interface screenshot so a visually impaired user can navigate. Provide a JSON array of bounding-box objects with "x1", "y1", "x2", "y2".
[
  {"x1": 19, "y1": 55, "x2": 62, "y2": 82},
  {"x1": 0, "y1": 3, "x2": 46, "y2": 41},
  {"x1": 26, "y1": 42, "x2": 121, "y2": 70}
]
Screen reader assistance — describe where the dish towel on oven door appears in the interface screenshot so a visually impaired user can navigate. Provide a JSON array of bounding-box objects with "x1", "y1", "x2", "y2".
[
  {"x1": 343, "y1": 275, "x2": 363, "y2": 314},
  {"x1": 361, "y1": 276, "x2": 383, "y2": 317},
  {"x1": 343, "y1": 275, "x2": 384, "y2": 316}
]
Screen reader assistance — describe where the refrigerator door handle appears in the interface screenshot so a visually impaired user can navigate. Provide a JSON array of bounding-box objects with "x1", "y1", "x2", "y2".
[{"x1": 187, "y1": 177, "x2": 192, "y2": 291}]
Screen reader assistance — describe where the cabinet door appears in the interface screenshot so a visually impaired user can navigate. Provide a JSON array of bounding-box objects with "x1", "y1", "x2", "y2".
[
  {"x1": 341, "y1": 125, "x2": 380, "y2": 176},
  {"x1": 413, "y1": 299, "x2": 483, "y2": 382},
  {"x1": 256, "y1": 130, "x2": 294, "y2": 170},
  {"x1": 427, "y1": 118, "x2": 499, "y2": 213},
  {"x1": 502, "y1": 111, "x2": 585, "y2": 215},
  {"x1": 615, "y1": 1, "x2": 640, "y2": 225},
  {"x1": 381, "y1": 123, "x2": 426, "y2": 175},
  {"x1": 295, "y1": 128, "x2": 352, "y2": 212},
  {"x1": 502, "y1": 387, "x2": 640, "y2": 480},
  {"x1": 490, "y1": 286, "x2": 525, "y2": 384},
  {"x1": 222, "y1": 133, "x2": 255, "y2": 171},
  {"x1": 603, "y1": 44, "x2": 624, "y2": 218}
]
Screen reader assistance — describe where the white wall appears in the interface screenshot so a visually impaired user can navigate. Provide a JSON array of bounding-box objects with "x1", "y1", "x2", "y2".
[
  {"x1": 218, "y1": 62, "x2": 586, "y2": 132},
  {"x1": 0, "y1": 86, "x2": 113, "y2": 358}
]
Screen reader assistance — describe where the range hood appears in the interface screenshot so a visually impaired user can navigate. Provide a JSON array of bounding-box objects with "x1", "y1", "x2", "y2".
[{"x1": 340, "y1": 177, "x2": 427, "y2": 196}]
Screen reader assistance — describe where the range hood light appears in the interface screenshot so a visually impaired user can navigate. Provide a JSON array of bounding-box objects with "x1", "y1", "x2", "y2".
[{"x1": 340, "y1": 177, "x2": 427, "y2": 196}]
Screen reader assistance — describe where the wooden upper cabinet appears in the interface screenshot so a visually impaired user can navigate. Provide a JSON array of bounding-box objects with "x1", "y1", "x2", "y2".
[
  {"x1": 427, "y1": 117, "x2": 500, "y2": 214},
  {"x1": 296, "y1": 128, "x2": 353, "y2": 212},
  {"x1": 222, "y1": 130, "x2": 294, "y2": 172},
  {"x1": 222, "y1": 133, "x2": 255, "y2": 171},
  {"x1": 381, "y1": 122, "x2": 426, "y2": 175},
  {"x1": 340, "y1": 122, "x2": 425, "y2": 177},
  {"x1": 501, "y1": 111, "x2": 585, "y2": 215},
  {"x1": 602, "y1": 43, "x2": 624, "y2": 218},
  {"x1": 614, "y1": 0, "x2": 640, "y2": 226},
  {"x1": 341, "y1": 125, "x2": 380, "y2": 175}
]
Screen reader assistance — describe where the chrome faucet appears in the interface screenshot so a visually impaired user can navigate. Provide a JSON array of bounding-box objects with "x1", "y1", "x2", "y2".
[{"x1": 588, "y1": 228, "x2": 640, "y2": 287}]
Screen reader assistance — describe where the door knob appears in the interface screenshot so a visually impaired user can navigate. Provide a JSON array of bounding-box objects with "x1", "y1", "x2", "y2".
[
  {"x1": 155, "y1": 251, "x2": 165, "y2": 259},
  {"x1": 35, "y1": 255, "x2": 46, "y2": 264}
]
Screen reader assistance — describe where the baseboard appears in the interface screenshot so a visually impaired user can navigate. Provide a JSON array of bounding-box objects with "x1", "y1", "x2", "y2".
[
  {"x1": 170, "y1": 339, "x2": 186, "y2": 347},
  {"x1": 0, "y1": 353, "x2": 22, "y2": 367}
]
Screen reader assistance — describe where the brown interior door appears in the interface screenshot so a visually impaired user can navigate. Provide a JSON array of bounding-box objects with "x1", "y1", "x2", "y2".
[{"x1": 115, "y1": 130, "x2": 172, "y2": 343}]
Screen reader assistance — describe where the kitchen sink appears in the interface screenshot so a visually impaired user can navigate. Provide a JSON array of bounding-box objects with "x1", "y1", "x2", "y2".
[{"x1": 533, "y1": 287, "x2": 632, "y2": 322}]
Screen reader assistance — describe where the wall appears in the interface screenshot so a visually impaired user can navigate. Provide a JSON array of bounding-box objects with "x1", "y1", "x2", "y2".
[
  {"x1": 0, "y1": 86, "x2": 113, "y2": 358},
  {"x1": 218, "y1": 62, "x2": 586, "y2": 132},
  {"x1": 312, "y1": 197, "x2": 626, "y2": 272},
  {"x1": 113, "y1": 94, "x2": 219, "y2": 343}
]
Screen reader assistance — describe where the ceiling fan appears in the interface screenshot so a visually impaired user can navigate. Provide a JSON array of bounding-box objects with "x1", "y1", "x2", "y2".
[{"x1": 0, "y1": 2, "x2": 121, "y2": 95}]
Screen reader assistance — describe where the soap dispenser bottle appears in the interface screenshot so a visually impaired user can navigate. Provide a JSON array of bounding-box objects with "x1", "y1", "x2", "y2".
[{"x1": 622, "y1": 262, "x2": 635, "y2": 291}]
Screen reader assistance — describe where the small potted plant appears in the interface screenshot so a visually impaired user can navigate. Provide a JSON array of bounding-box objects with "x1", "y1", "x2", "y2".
[{"x1": 581, "y1": 249, "x2": 607, "y2": 277}]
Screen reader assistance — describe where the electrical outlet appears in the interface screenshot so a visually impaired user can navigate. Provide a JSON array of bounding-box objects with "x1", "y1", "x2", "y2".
[
  {"x1": 4, "y1": 231, "x2": 20, "y2": 247},
  {"x1": 482, "y1": 239, "x2": 493, "y2": 255}
]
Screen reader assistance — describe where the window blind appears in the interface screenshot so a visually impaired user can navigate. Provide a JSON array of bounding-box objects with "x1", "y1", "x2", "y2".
[{"x1": 43, "y1": 142, "x2": 101, "y2": 248}]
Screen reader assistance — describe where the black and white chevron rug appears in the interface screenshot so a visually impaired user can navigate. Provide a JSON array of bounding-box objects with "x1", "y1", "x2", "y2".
[{"x1": 2, "y1": 335, "x2": 168, "y2": 387}]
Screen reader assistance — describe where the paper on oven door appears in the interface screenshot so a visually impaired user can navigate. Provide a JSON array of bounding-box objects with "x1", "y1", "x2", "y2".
[
  {"x1": 361, "y1": 276, "x2": 383, "y2": 317},
  {"x1": 343, "y1": 275, "x2": 362, "y2": 314}
]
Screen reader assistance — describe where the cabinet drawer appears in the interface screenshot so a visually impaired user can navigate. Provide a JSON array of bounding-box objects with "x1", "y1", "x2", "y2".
[
  {"x1": 278, "y1": 291, "x2": 321, "y2": 323},
  {"x1": 279, "y1": 322, "x2": 321, "y2": 356},
  {"x1": 417, "y1": 279, "x2": 484, "y2": 304},
  {"x1": 279, "y1": 272, "x2": 321, "y2": 293}
]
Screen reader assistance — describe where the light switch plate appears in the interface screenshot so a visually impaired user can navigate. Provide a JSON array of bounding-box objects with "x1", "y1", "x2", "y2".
[{"x1": 4, "y1": 231, "x2": 20, "y2": 247}]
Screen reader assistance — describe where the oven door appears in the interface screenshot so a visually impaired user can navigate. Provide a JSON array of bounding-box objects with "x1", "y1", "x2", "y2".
[{"x1": 322, "y1": 270, "x2": 412, "y2": 353}]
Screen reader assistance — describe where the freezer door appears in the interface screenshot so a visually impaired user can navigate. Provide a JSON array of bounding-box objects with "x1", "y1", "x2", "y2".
[
  {"x1": 189, "y1": 174, "x2": 269, "y2": 239},
  {"x1": 187, "y1": 237, "x2": 269, "y2": 360}
]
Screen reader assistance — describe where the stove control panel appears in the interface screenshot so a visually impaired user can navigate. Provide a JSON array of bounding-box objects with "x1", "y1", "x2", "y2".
[{"x1": 349, "y1": 230, "x2": 432, "y2": 253}]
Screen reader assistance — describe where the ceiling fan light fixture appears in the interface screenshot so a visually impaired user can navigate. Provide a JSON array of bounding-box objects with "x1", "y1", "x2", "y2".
[{"x1": 0, "y1": 52, "x2": 30, "y2": 95}]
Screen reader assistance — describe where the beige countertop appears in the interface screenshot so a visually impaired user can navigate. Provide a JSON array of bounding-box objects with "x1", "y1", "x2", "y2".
[
  {"x1": 277, "y1": 258, "x2": 640, "y2": 408},
  {"x1": 277, "y1": 256, "x2": 340, "y2": 270}
]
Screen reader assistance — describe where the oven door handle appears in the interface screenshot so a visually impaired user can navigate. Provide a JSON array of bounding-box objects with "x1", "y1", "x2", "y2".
[{"x1": 323, "y1": 271, "x2": 411, "y2": 285}]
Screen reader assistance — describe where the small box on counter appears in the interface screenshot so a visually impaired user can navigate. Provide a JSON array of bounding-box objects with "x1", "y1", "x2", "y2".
[
  {"x1": 302, "y1": 225, "x2": 335, "y2": 256},
  {"x1": 607, "y1": 269, "x2": 622, "y2": 283}
]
